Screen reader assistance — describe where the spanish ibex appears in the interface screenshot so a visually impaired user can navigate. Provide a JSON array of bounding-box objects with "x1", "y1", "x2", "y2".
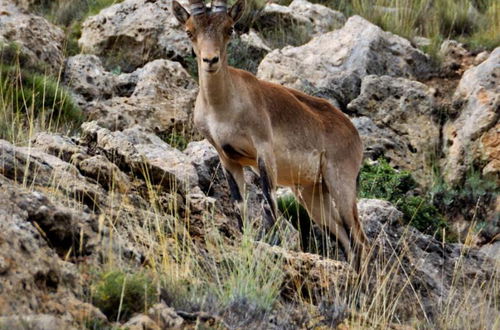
[{"x1": 172, "y1": 0, "x2": 367, "y2": 268}]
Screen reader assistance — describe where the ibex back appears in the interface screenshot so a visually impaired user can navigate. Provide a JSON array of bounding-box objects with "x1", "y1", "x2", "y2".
[{"x1": 173, "y1": 0, "x2": 368, "y2": 269}]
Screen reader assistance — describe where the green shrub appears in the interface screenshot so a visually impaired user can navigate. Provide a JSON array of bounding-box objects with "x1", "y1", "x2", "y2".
[
  {"x1": 92, "y1": 270, "x2": 157, "y2": 322},
  {"x1": 431, "y1": 166, "x2": 498, "y2": 233},
  {"x1": 360, "y1": 159, "x2": 448, "y2": 239},
  {"x1": 0, "y1": 43, "x2": 83, "y2": 143}
]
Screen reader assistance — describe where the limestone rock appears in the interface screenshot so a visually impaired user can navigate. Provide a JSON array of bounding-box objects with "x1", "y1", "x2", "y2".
[
  {"x1": 123, "y1": 314, "x2": 161, "y2": 330},
  {"x1": 79, "y1": 155, "x2": 131, "y2": 193},
  {"x1": 439, "y1": 39, "x2": 469, "y2": 74},
  {"x1": 0, "y1": 140, "x2": 105, "y2": 209},
  {"x1": 0, "y1": 2, "x2": 65, "y2": 73},
  {"x1": 442, "y1": 47, "x2": 500, "y2": 186},
  {"x1": 80, "y1": 122, "x2": 198, "y2": 192},
  {"x1": 257, "y1": 0, "x2": 345, "y2": 40},
  {"x1": 0, "y1": 180, "x2": 91, "y2": 319},
  {"x1": 85, "y1": 59, "x2": 198, "y2": 136},
  {"x1": 32, "y1": 133, "x2": 86, "y2": 163},
  {"x1": 147, "y1": 302, "x2": 184, "y2": 329},
  {"x1": 257, "y1": 15, "x2": 434, "y2": 107},
  {"x1": 63, "y1": 55, "x2": 117, "y2": 103},
  {"x1": 184, "y1": 140, "x2": 221, "y2": 194},
  {"x1": 357, "y1": 198, "x2": 497, "y2": 322},
  {"x1": 79, "y1": 0, "x2": 190, "y2": 72},
  {"x1": 348, "y1": 75, "x2": 440, "y2": 185},
  {"x1": 0, "y1": 314, "x2": 74, "y2": 330}
]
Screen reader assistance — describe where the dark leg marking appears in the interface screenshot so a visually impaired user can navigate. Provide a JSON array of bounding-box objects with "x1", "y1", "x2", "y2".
[
  {"x1": 222, "y1": 144, "x2": 249, "y2": 162},
  {"x1": 258, "y1": 158, "x2": 277, "y2": 222},
  {"x1": 225, "y1": 169, "x2": 243, "y2": 231}
]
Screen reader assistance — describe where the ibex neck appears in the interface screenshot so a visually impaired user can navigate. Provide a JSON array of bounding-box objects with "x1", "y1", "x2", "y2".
[{"x1": 198, "y1": 61, "x2": 233, "y2": 107}]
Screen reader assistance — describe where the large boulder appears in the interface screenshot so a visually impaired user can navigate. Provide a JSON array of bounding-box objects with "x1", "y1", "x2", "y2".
[
  {"x1": 256, "y1": 0, "x2": 345, "y2": 40},
  {"x1": 65, "y1": 58, "x2": 198, "y2": 136},
  {"x1": 348, "y1": 75, "x2": 440, "y2": 185},
  {"x1": 63, "y1": 55, "x2": 118, "y2": 103},
  {"x1": 80, "y1": 122, "x2": 199, "y2": 193},
  {"x1": 0, "y1": 140, "x2": 105, "y2": 209},
  {"x1": 0, "y1": 177, "x2": 99, "y2": 324},
  {"x1": 0, "y1": 1, "x2": 65, "y2": 73},
  {"x1": 442, "y1": 47, "x2": 499, "y2": 186},
  {"x1": 257, "y1": 15, "x2": 434, "y2": 108},
  {"x1": 357, "y1": 199, "x2": 497, "y2": 323},
  {"x1": 79, "y1": 0, "x2": 190, "y2": 72}
]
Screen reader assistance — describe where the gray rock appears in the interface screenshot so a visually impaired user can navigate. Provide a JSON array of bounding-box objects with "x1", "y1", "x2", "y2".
[
  {"x1": 0, "y1": 179, "x2": 90, "y2": 319},
  {"x1": 63, "y1": 55, "x2": 117, "y2": 103},
  {"x1": 0, "y1": 2, "x2": 65, "y2": 74},
  {"x1": 442, "y1": 47, "x2": 500, "y2": 186},
  {"x1": 480, "y1": 241, "x2": 500, "y2": 264},
  {"x1": 184, "y1": 140, "x2": 221, "y2": 194},
  {"x1": 257, "y1": 15, "x2": 434, "y2": 107},
  {"x1": 358, "y1": 198, "x2": 497, "y2": 322},
  {"x1": 348, "y1": 75, "x2": 440, "y2": 185},
  {"x1": 123, "y1": 314, "x2": 161, "y2": 330},
  {"x1": 0, "y1": 314, "x2": 74, "y2": 330},
  {"x1": 439, "y1": 39, "x2": 469, "y2": 73},
  {"x1": 147, "y1": 302, "x2": 183, "y2": 329},
  {"x1": 0, "y1": 140, "x2": 105, "y2": 209},
  {"x1": 358, "y1": 198, "x2": 403, "y2": 225},
  {"x1": 257, "y1": 0, "x2": 345, "y2": 40},
  {"x1": 351, "y1": 116, "x2": 408, "y2": 161},
  {"x1": 474, "y1": 51, "x2": 490, "y2": 66},
  {"x1": 79, "y1": 0, "x2": 190, "y2": 72},
  {"x1": 240, "y1": 29, "x2": 272, "y2": 53},
  {"x1": 78, "y1": 155, "x2": 131, "y2": 193},
  {"x1": 86, "y1": 59, "x2": 197, "y2": 136},
  {"x1": 80, "y1": 122, "x2": 198, "y2": 192},
  {"x1": 32, "y1": 133, "x2": 86, "y2": 163}
]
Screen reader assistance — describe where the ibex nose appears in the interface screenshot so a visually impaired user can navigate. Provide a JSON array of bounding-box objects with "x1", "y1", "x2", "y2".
[{"x1": 202, "y1": 56, "x2": 219, "y2": 65}]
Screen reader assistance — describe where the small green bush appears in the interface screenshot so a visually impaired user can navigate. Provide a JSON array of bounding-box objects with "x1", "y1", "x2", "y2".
[
  {"x1": 0, "y1": 43, "x2": 83, "y2": 143},
  {"x1": 431, "y1": 166, "x2": 498, "y2": 233},
  {"x1": 360, "y1": 159, "x2": 448, "y2": 239},
  {"x1": 91, "y1": 270, "x2": 157, "y2": 322}
]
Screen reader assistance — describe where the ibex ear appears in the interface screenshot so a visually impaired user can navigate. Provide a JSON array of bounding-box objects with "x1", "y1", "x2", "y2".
[
  {"x1": 229, "y1": 0, "x2": 245, "y2": 23},
  {"x1": 172, "y1": 0, "x2": 190, "y2": 24}
]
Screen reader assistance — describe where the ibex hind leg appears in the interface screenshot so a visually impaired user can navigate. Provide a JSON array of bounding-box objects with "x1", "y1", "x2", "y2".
[
  {"x1": 295, "y1": 183, "x2": 352, "y2": 261},
  {"x1": 322, "y1": 164, "x2": 367, "y2": 271}
]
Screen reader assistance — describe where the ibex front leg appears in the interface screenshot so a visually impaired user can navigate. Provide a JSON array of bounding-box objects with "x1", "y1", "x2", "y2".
[
  {"x1": 257, "y1": 147, "x2": 278, "y2": 231},
  {"x1": 221, "y1": 158, "x2": 246, "y2": 231}
]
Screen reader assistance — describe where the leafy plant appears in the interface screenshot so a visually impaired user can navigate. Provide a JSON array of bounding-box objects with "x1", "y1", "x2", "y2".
[
  {"x1": 360, "y1": 159, "x2": 449, "y2": 239},
  {"x1": 91, "y1": 270, "x2": 157, "y2": 322}
]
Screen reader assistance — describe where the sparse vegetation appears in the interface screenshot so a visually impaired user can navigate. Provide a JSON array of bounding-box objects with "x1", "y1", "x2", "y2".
[
  {"x1": 0, "y1": 43, "x2": 83, "y2": 144},
  {"x1": 1, "y1": 0, "x2": 498, "y2": 329},
  {"x1": 309, "y1": 0, "x2": 499, "y2": 55},
  {"x1": 359, "y1": 158, "x2": 449, "y2": 239},
  {"x1": 35, "y1": 0, "x2": 124, "y2": 56},
  {"x1": 91, "y1": 269, "x2": 158, "y2": 322}
]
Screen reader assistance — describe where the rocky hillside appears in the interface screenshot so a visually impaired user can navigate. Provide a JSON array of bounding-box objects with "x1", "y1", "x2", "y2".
[{"x1": 0, "y1": 0, "x2": 498, "y2": 329}]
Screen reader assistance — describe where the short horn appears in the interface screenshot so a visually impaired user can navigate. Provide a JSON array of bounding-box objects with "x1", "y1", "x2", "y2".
[
  {"x1": 211, "y1": 0, "x2": 227, "y2": 13},
  {"x1": 189, "y1": 0, "x2": 207, "y2": 16}
]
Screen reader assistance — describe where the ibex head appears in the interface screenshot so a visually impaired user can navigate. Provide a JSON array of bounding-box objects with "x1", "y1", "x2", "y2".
[{"x1": 172, "y1": 0, "x2": 245, "y2": 74}]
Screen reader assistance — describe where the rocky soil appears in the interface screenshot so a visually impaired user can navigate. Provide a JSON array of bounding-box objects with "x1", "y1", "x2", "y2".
[{"x1": 0, "y1": 0, "x2": 498, "y2": 329}]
